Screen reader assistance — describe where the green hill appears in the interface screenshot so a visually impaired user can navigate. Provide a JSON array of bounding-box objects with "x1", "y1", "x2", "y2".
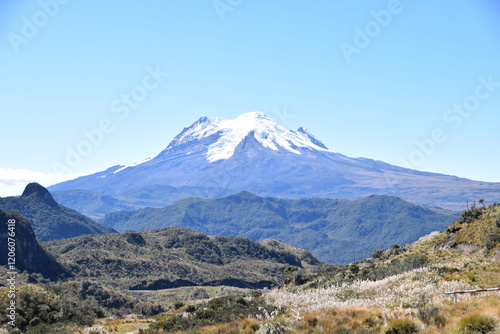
[
  {"x1": 300, "y1": 202, "x2": 499, "y2": 289},
  {"x1": 0, "y1": 183, "x2": 116, "y2": 241},
  {"x1": 101, "y1": 192, "x2": 459, "y2": 264},
  {"x1": 43, "y1": 226, "x2": 327, "y2": 290}
]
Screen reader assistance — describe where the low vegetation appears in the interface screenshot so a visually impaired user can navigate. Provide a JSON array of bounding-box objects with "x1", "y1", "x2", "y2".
[
  {"x1": 0, "y1": 201, "x2": 498, "y2": 333},
  {"x1": 169, "y1": 202, "x2": 498, "y2": 334},
  {"x1": 0, "y1": 281, "x2": 163, "y2": 333},
  {"x1": 145, "y1": 294, "x2": 277, "y2": 333},
  {"x1": 456, "y1": 313, "x2": 498, "y2": 334},
  {"x1": 42, "y1": 226, "x2": 325, "y2": 290}
]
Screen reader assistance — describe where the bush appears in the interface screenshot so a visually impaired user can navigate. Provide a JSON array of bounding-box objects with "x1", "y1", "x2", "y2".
[
  {"x1": 173, "y1": 301, "x2": 185, "y2": 309},
  {"x1": 385, "y1": 318, "x2": 419, "y2": 334},
  {"x1": 372, "y1": 249, "x2": 385, "y2": 259},
  {"x1": 348, "y1": 264, "x2": 360, "y2": 275},
  {"x1": 259, "y1": 317, "x2": 290, "y2": 334},
  {"x1": 460, "y1": 206, "x2": 483, "y2": 224},
  {"x1": 417, "y1": 306, "x2": 445, "y2": 328},
  {"x1": 456, "y1": 314, "x2": 497, "y2": 334},
  {"x1": 484, "y1": 233, "x2": 500, "y2": 250},
  {"x1": 293, "y1": 269, "x2": 309, "y2": 285},
  {"x1": 417, "y1": 306, "x2": 438, "y2": 326},
  {"x1": 240, "y1": 318, "x2": 260, "y2": 333},
  {"x1": 248, "y1": 290, "x2": 263, "y2": 298},
  {"x1": 363, "y1": 255, "x2": 428, "y2": 281},
  {"x1": 149, "y1": 295, "x2": 276, "y2": 332}
]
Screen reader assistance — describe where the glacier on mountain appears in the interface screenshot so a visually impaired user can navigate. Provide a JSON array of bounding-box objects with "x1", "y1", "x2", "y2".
[
  {"x1": 48, "y1": 111, "x2": 500, "y2": 211},
  {"x1": 168, "y1": 112, "x2": 330, "y2": 162}
]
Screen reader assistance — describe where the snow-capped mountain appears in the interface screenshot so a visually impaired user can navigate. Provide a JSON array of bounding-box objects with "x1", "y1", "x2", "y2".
[
  {"x1": 166, "y1": 112, "x2": 329, "y2": 162},
  {"x1": 49, "y1": 112, "x2": 500, "y2": 211}
]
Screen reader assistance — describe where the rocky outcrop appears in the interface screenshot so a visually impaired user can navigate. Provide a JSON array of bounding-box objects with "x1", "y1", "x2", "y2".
[{"x1": 0, "y1": 210, "x2": 68, "y2": 280}]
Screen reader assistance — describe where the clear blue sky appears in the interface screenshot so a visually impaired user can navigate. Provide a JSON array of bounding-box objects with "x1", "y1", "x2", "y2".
[{"x1": 1, "y1": 0, "x2": 499, "y2": 196}]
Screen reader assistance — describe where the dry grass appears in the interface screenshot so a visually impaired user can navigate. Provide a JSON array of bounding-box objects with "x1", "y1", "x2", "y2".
[
  {"x1": 188, "y1": 294, "x2": 500, "y2": 334},
  {"x1": 104, "y1": 317, "x2": 155, "y2": 333}
]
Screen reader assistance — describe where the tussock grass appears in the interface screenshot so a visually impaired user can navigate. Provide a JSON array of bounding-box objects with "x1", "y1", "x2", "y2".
[{"x1": 456, "y1": 313, "x2": 498, "y2": 334}]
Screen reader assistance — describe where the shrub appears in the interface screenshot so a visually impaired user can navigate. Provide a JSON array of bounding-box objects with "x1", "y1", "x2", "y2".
[
  {"x1": 364, "y1": 255, "x2": 428, "y2": 281},
  {"x1": 417, "y1": 306, "x2": 445, "y2": 327},
  {"x1": 385, "y1": 318, "x2": 419, "y2": 334},
  {"x1": 240, "y1": 318, "x2": 260, "y2": 333},
  {"x1": 348, "y1": 264, "x2": 360, "y2": 275},
  {"x1": 484, "y1": 233, "x2": 500, "y2": 250},
  {"x1": 456, "y1": 314, "x2": 497, "y2": 334},
  {"x1": 259, "y1": 317, "x2": 290, "y2": 334},
  {"x1": 150, "y1": 295, "x2": 276, "y2": 332},
  {"x1": 466, "y1": 271, "x2": 476, "y2": 282},
  {"x1": 302, "y1": 313, "x2": 318, "y2": 328},
  {"x1": 372, "y1": 249, "x2": 385, "y2": 259},
  {"x1": 460, "y1": 206, "x2": 483, "y2": 224},
  {"x1": 293, "y1": 269, "x2": 309, "y2": 285},
  {"x1": 248, "y1": 290, "x2": 263, "y2": 298},
  {"x1": 417, "y1": 306, "x2": 437, "y2": 325},
  {"x1": 173, "y1": 301, "x2": 184, "y2": 310}
]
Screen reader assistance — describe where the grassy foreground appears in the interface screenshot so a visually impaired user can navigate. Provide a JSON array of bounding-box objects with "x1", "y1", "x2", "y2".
[{"x1": 1, "y1": 204, "x2": 499, "y2": 333}]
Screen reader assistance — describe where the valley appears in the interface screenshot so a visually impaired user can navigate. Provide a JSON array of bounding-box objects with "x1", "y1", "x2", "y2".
[
  {"x1": 1, "y1": 183, "x2": 499, "y2": 333},
  {"x1": 1, "y1": 114, "x2": 500, "y2": 333}
]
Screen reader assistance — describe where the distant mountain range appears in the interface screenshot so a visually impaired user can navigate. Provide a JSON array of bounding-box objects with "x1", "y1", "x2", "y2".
[
  {"x1": 100, "y1": 192, "x2": 459, "y2": 264},
  {"x1": 49, "y1": 112, "x2": 500, "y2": 217},
  {"x1": 52, "y1": 185, "x2": 230, "y2": 220},
  {"x1": 0, "y1": 183, "x2": 115, "y2": 241}
]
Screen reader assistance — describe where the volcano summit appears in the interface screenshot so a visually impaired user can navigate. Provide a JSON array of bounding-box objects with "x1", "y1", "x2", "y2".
[{"x1": 49, "y1": 112, "x2": 500, "y2": 211}]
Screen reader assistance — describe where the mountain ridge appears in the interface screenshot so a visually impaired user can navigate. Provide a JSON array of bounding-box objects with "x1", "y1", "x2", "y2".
[
  {"x1": 0, "y1": 183, "x2": 116, "y2": 241},
  {"x1": 48, "y1": 112, "x2": 500, "y2": 211},
  {"x1": 43, "y1": 226, "x2": 327, "y2": 290},
  {"x1": 100, "y1": 192, "x2": 459, "y2": 264}
]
